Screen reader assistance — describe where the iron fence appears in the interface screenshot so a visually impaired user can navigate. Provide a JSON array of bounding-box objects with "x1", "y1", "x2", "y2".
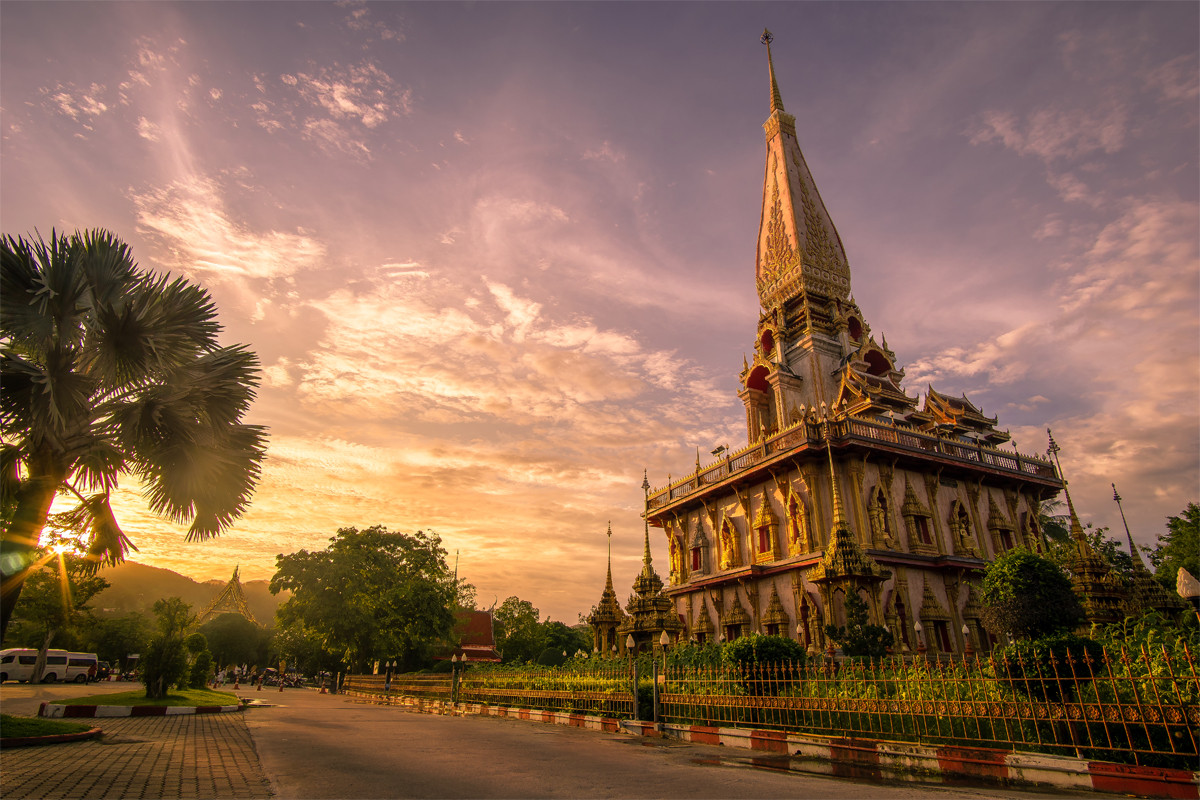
[
  {"x1": 659, "y1": 643, "x2": 1198, "y2": 767},
  {"x1": 343, "y1": 673, "x2": 452, "y2": 700},
  {"x1": 458, "y1": 664, "x2": 636, "y2": 718}
]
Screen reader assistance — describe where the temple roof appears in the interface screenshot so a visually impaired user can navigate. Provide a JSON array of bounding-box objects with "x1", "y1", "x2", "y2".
[{"x1": 755, "y1": 29, "x2": 851, "y2": 312}]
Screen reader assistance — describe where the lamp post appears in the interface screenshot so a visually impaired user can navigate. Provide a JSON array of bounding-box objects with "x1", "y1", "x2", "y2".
[
  {"x1": 655, "y1": 630, "x2": 670, "y2": 726},
  {"x1": 450, "y1": 654, "x2": 459, "y2": 705},
  {"x1": 914, "y1": 620, "x2": 926, "y2": 658},
  {"x1": 962, "y1": 624, "x2": 973, "y2": 658}
]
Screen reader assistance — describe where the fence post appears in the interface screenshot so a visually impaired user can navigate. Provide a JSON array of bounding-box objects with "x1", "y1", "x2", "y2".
[
  {"x1": 632, "y1": 659, "x2": 640, "y2": 721},
  {"x1": 652, "y1": 656, "x2": 660, "y2": 725}
]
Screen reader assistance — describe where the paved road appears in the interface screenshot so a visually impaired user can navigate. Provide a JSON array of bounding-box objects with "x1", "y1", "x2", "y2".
[
  {"x1": 2, "y1": 685, "x2": 1085, "y2": 799},
  {"x1": 244, "y1": 690, "x2": 1078, "y2": 799}
]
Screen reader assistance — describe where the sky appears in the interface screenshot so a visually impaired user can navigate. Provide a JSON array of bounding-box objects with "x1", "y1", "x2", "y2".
[{"x1": 2, "y1": 2, "x2": 1197, "y2": 624}]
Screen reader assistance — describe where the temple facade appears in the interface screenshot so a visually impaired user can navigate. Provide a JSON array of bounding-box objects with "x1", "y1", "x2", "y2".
[{"x1": 641, "y1": 33, "x2": 1068, "y2": 657}]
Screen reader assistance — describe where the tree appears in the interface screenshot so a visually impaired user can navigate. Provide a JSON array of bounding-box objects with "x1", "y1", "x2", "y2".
[
  {"x1": 270, "y1": 526, "x2": 458, "y2": 673},
  {"x1": 184, "y1": 632, "x2": 213, "y2": 690},
  {"x1": 493, "y1": 596, "x2": 544, "y2": 664},
  {"x1": 823, "y1": 592, "x2": 894, "y2": 660},
  {"x1": 81, "y1": 612, "x2": 152, "y2": 672},
  {"x1": 141, "y1": 597, "x2": 193, "y2": 699},
  {"x1": 0, "y1": 229, "x2": 269, "y2": 640},
  {"x1": 1149, "y1": 502, "x2": 1199, "y2": 591},
  {"x1": 5, "y1": 547, "x2": 109, "y2": 681},
  {"x1": 198, "y1": 612, "x2": 266, "y2": 670},
  {"x1": 980, "y1": 549, "x2": 1084, "y2": 640}
]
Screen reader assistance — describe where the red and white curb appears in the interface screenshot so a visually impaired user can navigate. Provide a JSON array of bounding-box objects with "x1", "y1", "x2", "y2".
[
  {"x1": 661, "y1": 724, "x2": 1200, "y2": 799},
  {"x1": 39, "y1": 702, "x2": 241, "y2": 718},
  {"x1": 342, "y1": 688, "x2": 1199, "y2": 798}
]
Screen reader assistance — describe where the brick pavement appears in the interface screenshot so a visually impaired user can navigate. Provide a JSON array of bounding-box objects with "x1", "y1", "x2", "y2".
[{"x1": 1, "y1": 712, "x2": 272, "y2": 799}]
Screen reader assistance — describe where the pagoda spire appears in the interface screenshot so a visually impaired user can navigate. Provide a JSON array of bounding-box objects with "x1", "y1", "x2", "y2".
[
  {"x1": 755, "y1": 29, "x2": 851, "y2": 315},
  {"x1": 762, "y1": 29, "x2": 784, "y2": 114},
  {"x1": 1047, "y1": 429, "x2": 1086, "y2": 542},
  {"x1": 605, "y1": 521, "x2": 616, "y2": 592},
  {"x1": 1112, "y1": 484, "x2": 1145, "y2": 567},
  {"x1": 641, "y1": 470, "x2": 655, "y2": 577}
]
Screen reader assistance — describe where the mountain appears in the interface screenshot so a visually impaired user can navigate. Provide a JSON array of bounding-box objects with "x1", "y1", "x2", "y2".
[{"x1": 92, "y1": 562, "x2": 285, "y2": 626}]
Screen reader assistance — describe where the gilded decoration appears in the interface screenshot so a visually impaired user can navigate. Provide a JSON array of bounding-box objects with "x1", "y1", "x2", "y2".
[
  {"x1": 987, "y1": 493, "x2": 1017, "y2": 554},
  {"x1": 761, "y1": 583, "x2": 791, "y2": 633},
  {"x1": 918, "y1": 578, "x2": 951, "y2": 622},
  {"x1": 948, "y1": 499, "x2": 979, "y2": 558},
  {"x1": 753, "y1": 491, "x2": 781, "y2": 563},
  {"x1": 786, "y1": 490, "x2": 811, "y2": 556},
  {"x1": 719, "y1": 514, "x2": 741, "y2": 570},
  {"x1": 901, "y1": 479, "x2": 937, "y2": 555}
]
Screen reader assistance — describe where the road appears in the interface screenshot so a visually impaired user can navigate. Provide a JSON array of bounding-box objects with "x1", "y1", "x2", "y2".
[{"x1": 244, "y1": 689, "x2": 1080, "y2": 799}]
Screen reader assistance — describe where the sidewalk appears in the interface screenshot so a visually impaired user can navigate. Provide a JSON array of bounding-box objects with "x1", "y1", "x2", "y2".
[{"x1": 0, "y1": 709, "x2": 272, "y2": 799}]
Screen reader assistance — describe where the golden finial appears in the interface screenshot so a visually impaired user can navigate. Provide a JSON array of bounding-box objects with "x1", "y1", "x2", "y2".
[
  {"x1": 1112, "y1": 484, "x2": 1144, "y2": 566},
  {"x1": 824, "y1": 419, "x2": 847, "y2": 530},
  {"x1": 761, "y1": 28, "x2": 784, "y2": 115},
  {"x1": 641, "y1": 470, "x2": 654, "y2": 575},
  {"x1": 1047, "y1": 428, "x2": 1086, "y2": 542}
]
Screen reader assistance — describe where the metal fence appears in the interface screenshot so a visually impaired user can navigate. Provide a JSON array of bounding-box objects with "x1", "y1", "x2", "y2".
[
  {"x1": 458, "y1": 664, "x2": 635, "y2": 718},
  {"x1": 660, "y1": 644, "x2": 1198, "y2": 767},
  {"x1": 342, "y1": 643, "x2": 1197, "y2": 768}
]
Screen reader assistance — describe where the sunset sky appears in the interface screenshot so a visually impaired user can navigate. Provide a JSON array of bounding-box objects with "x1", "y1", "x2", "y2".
[{"x1": 2, "y1": 2, "x2": 1196, "y2": 624}]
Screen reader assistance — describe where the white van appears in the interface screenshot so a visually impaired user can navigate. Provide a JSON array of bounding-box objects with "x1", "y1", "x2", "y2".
[{"x1": 0, "y1": 649, "x2": 98, "y2": 683}]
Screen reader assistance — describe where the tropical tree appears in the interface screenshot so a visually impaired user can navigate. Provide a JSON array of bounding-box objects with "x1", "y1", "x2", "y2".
[
  {"x1": 0, "y1": 229, "x2": 268, "y2": 640},
  {"x1": 493, "y1": 596, "x2": 544, "y2": 664},
  {"x1": 198, "y1": 612, "x2": 267, "y2": 670},
  {"x1": 5, "y1": 546, "x2": 109, "y2": 681},
  {"x1": 270, "y1": 526, "x2": 458, "y2": 673},
  {"x1": 1149, "y1": 502, "x2": 1199, "y2": 591},
  {"x1": 141, "y1": 597, "x2": 194, "y2": 699}
]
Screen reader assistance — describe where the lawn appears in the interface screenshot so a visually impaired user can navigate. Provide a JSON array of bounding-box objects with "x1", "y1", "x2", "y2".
[
  {"x1": 1, "y1": 714, "x2": 93, "y2": 739},
  {"x1": 57, "y1": 688, "x2": 240, "y2": 707}
]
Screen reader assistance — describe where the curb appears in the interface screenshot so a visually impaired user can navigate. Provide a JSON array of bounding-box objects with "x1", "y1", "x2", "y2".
[
  {"x1": 0, "y1": 726, "x2": 103, "y2": 748},
  {"x1": 341, "y1": 688, "x2": 1200, "y2": 798},
  {"x1": 39, "y1": 702, "x2": 242, "y2": 719}
]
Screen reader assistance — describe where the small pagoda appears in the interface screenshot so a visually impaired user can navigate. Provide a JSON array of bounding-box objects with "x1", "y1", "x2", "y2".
[{"x1": 586, "y1": 523, "x2": 626, "y2": 655}]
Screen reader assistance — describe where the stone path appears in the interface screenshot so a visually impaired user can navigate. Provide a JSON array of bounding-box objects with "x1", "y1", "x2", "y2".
[{"x1": 0, "y1": 712, "x2": 272, "y2": 799}]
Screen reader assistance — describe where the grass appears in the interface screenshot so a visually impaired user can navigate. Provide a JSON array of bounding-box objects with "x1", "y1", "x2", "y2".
[
  {"x1": 57, "y1": 688, "x2": 240, "y2": 707},
  {"x1": 1, "y1": 714, "x2": 92, "y2": 739}
]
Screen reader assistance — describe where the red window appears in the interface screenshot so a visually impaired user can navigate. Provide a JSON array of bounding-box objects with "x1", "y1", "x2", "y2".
[
  {"x1": 917, "y1": 517, "x2": 932, "y2": 545},
  {"x1": 691, "y1": 547, "x2": 702, "y2": 571}
]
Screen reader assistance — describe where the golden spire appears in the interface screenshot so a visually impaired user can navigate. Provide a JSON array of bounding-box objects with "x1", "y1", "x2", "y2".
[
  {"x1": 761, "y1": 29, "x2": 784, "y2": 115},
  {"x1": 1047, "y1": 428, "x2": 1086, "y2": 542},
  {"x1": 605, "y1": 521, "x2": 615, "y2": 593},
  {"x1": 1112, "y1": 484, "x2": 1145, "y2": 567},
  {"x1": 641, "y1": 470, "x2": 654, "y2": 577},
  {"x1": 824, "y1": 421, "x2": 848, "y2": 530}
]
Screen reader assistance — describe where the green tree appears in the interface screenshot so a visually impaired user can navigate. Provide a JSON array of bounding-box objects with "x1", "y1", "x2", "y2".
[
  {"x1": 198, "y1": 612, "x2": 266, "y2": 670},
  {"x1": 141, "y1": 597, "x2": 193, "y2": 699},
  {"x1": 6, "y1": 548, "x2": 109, "y2": 681},
  {"x1": 980, "y1": 548, "x2": 1084, "y2": 640},
  {"x1": 270, "y1": 526, "x2": 457, "y2": 673},
  {"x1": 184, "y1": 632, "x2": 213, "y2": 690},
  {"x1": 823, "y1": 592, "x2": 894, "y2": 660},
  {"x1": 80, "y1": 612, "x2": 152, "y2": 672},
  {"x1": 1149, "y1": 502, "x2": 1199, "y2": 592},
  {"x1": 493, "y1": 596, "x2": 544, "y2": 664},
  {"x1": 0, "y1": 229, "x2": 269, "y2": 640}
]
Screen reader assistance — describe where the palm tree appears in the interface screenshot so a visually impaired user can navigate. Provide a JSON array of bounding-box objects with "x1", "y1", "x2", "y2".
[{"x1": 1, "y1": 229, "x2": 268, "y2": 640}]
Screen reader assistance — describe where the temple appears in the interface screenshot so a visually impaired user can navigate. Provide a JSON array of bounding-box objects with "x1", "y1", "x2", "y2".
[
  {"x1": 628, "y1": 31, "x2": 1069, "y2": 657},
  {"x1": 198, "y1": 567, "x2": 258, "y2": 626}
]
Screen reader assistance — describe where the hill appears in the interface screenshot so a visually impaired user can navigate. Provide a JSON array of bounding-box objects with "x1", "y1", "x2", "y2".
[{"x1": 92, "y1": 562, "x2": 285, "y2": 625}]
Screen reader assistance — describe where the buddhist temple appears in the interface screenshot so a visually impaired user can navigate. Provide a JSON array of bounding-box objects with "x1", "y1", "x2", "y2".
[
  {"x1": 640, "y1": 31, "x2": 1068, "y2": 657},
  {"x1": 197, "y1": 567, "x2": 258, "y2": 626}
]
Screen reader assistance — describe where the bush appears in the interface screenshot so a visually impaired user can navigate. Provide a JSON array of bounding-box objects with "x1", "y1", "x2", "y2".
[
  {"x1": 994, "y1": 633, "x2": 1105, "y2": 701},
  {"x1": 823, "y1": 593, "x2": 893, "y2": 660},
  {"x1": 723, "y1": 634, "x2": 807, "y2": 669},
  {"x1": 188, "y1": 649, "x2": 214, "y2": 690},
  {"x1": 142, "y1": 635, "x2": 189, "y2": 699},
  {"x1": 981, "y1": 549, "x2": 1084, "y2": 640}
]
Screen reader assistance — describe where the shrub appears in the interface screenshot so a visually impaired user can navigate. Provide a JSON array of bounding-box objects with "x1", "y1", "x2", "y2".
[
  {"x1": 981, "y1": 548, "x2": 1084, "y2": 640},
  {"x1": 188, "y1": 649, "x2": 214, "y2": 690},
  {"x1": 993, "y1": 632, "x2": 1105, "y2": 701},
  {"x1": 142, "y1": 635, "x2": 189, "y2": 699},
  {"x1": 823, "y1": 592, "x2": 893, "y2": 660}
]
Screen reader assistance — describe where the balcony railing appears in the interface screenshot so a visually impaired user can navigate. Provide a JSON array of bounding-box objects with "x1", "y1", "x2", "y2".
[{"x1": 649, "y1": 415, "x2": 1059, "y2": 510}]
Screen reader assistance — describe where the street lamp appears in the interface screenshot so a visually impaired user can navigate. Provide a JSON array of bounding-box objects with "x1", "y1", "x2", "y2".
[
  {"x1": 962, "y1": 624, "x2": 973, "y2": 658},
  {"x1": 914, "y1": 620, "x2": 926, "y2": 657}
]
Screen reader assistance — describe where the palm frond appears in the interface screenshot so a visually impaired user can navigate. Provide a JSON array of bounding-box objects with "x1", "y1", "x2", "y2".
[{"x1": 52, "y1": 494, "x2": 139, "y2": 573}]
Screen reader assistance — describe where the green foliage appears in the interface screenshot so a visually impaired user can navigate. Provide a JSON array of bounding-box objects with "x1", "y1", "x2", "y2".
[
  {"x1": 4, "y1": 549, "x2": 109, "y2": 663},
  {"x1": 79, "y1": 612, "x2": 152, "y2": 668},
  {"x1": 271, "y1": 526, "x2": 458, "y2": 673},
  {"x1": 142, "y1": 597, "x2": 193, "y2": 699},
  {"x1": 494, "y1": 596, "x2": 544, "y2": 664},
  {"x1": 188, "y1": 649, "x2": 214, "y2": 690},
  {"x1": 664, "y1": 641, "x2": 725, "y2": 669},
  {"x1": 0, "y1": 228, "x2": 268, "y2": 641},
  {"x1": 981, "y1": 548, "x2": 1084, "y2": 639},
  {"x1": 993, "y1": 633, "x2": 1105, "y2": 701},
  {"x1": 184, "y1": 632, "x2": 208, "y2": 655},
  {"x1": 823, "y1": 593, "x2": 894, "y2": 660},
  {"x1": 1, "y1": 714, "x2": 92, "y2": 738},
  {"x1": 199, "y1": 612, "x2": 267, "y2": 668},
  {"x1": 1149, "y1": 502, "x2": 1199, "y2": 592},
  {"x1": 723, "y1": 634, "x2": 807, "y2": 695}
]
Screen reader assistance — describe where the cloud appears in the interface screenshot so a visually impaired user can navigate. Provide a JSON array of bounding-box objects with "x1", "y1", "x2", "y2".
[
  {"x1": 132, "y1": 174, "x2": 327, "y2": 282},
  {"x1": 969, "y1": 104, "x2": 1128, "y2": 163},
  {"x1": 136, "y1": 116, "x2": 161, "y2": 142}
]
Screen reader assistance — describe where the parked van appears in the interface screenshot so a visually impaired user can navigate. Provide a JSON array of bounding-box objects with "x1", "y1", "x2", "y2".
[{"x1": 0, "y1": 649, "x2": 99, "y2": 683}]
